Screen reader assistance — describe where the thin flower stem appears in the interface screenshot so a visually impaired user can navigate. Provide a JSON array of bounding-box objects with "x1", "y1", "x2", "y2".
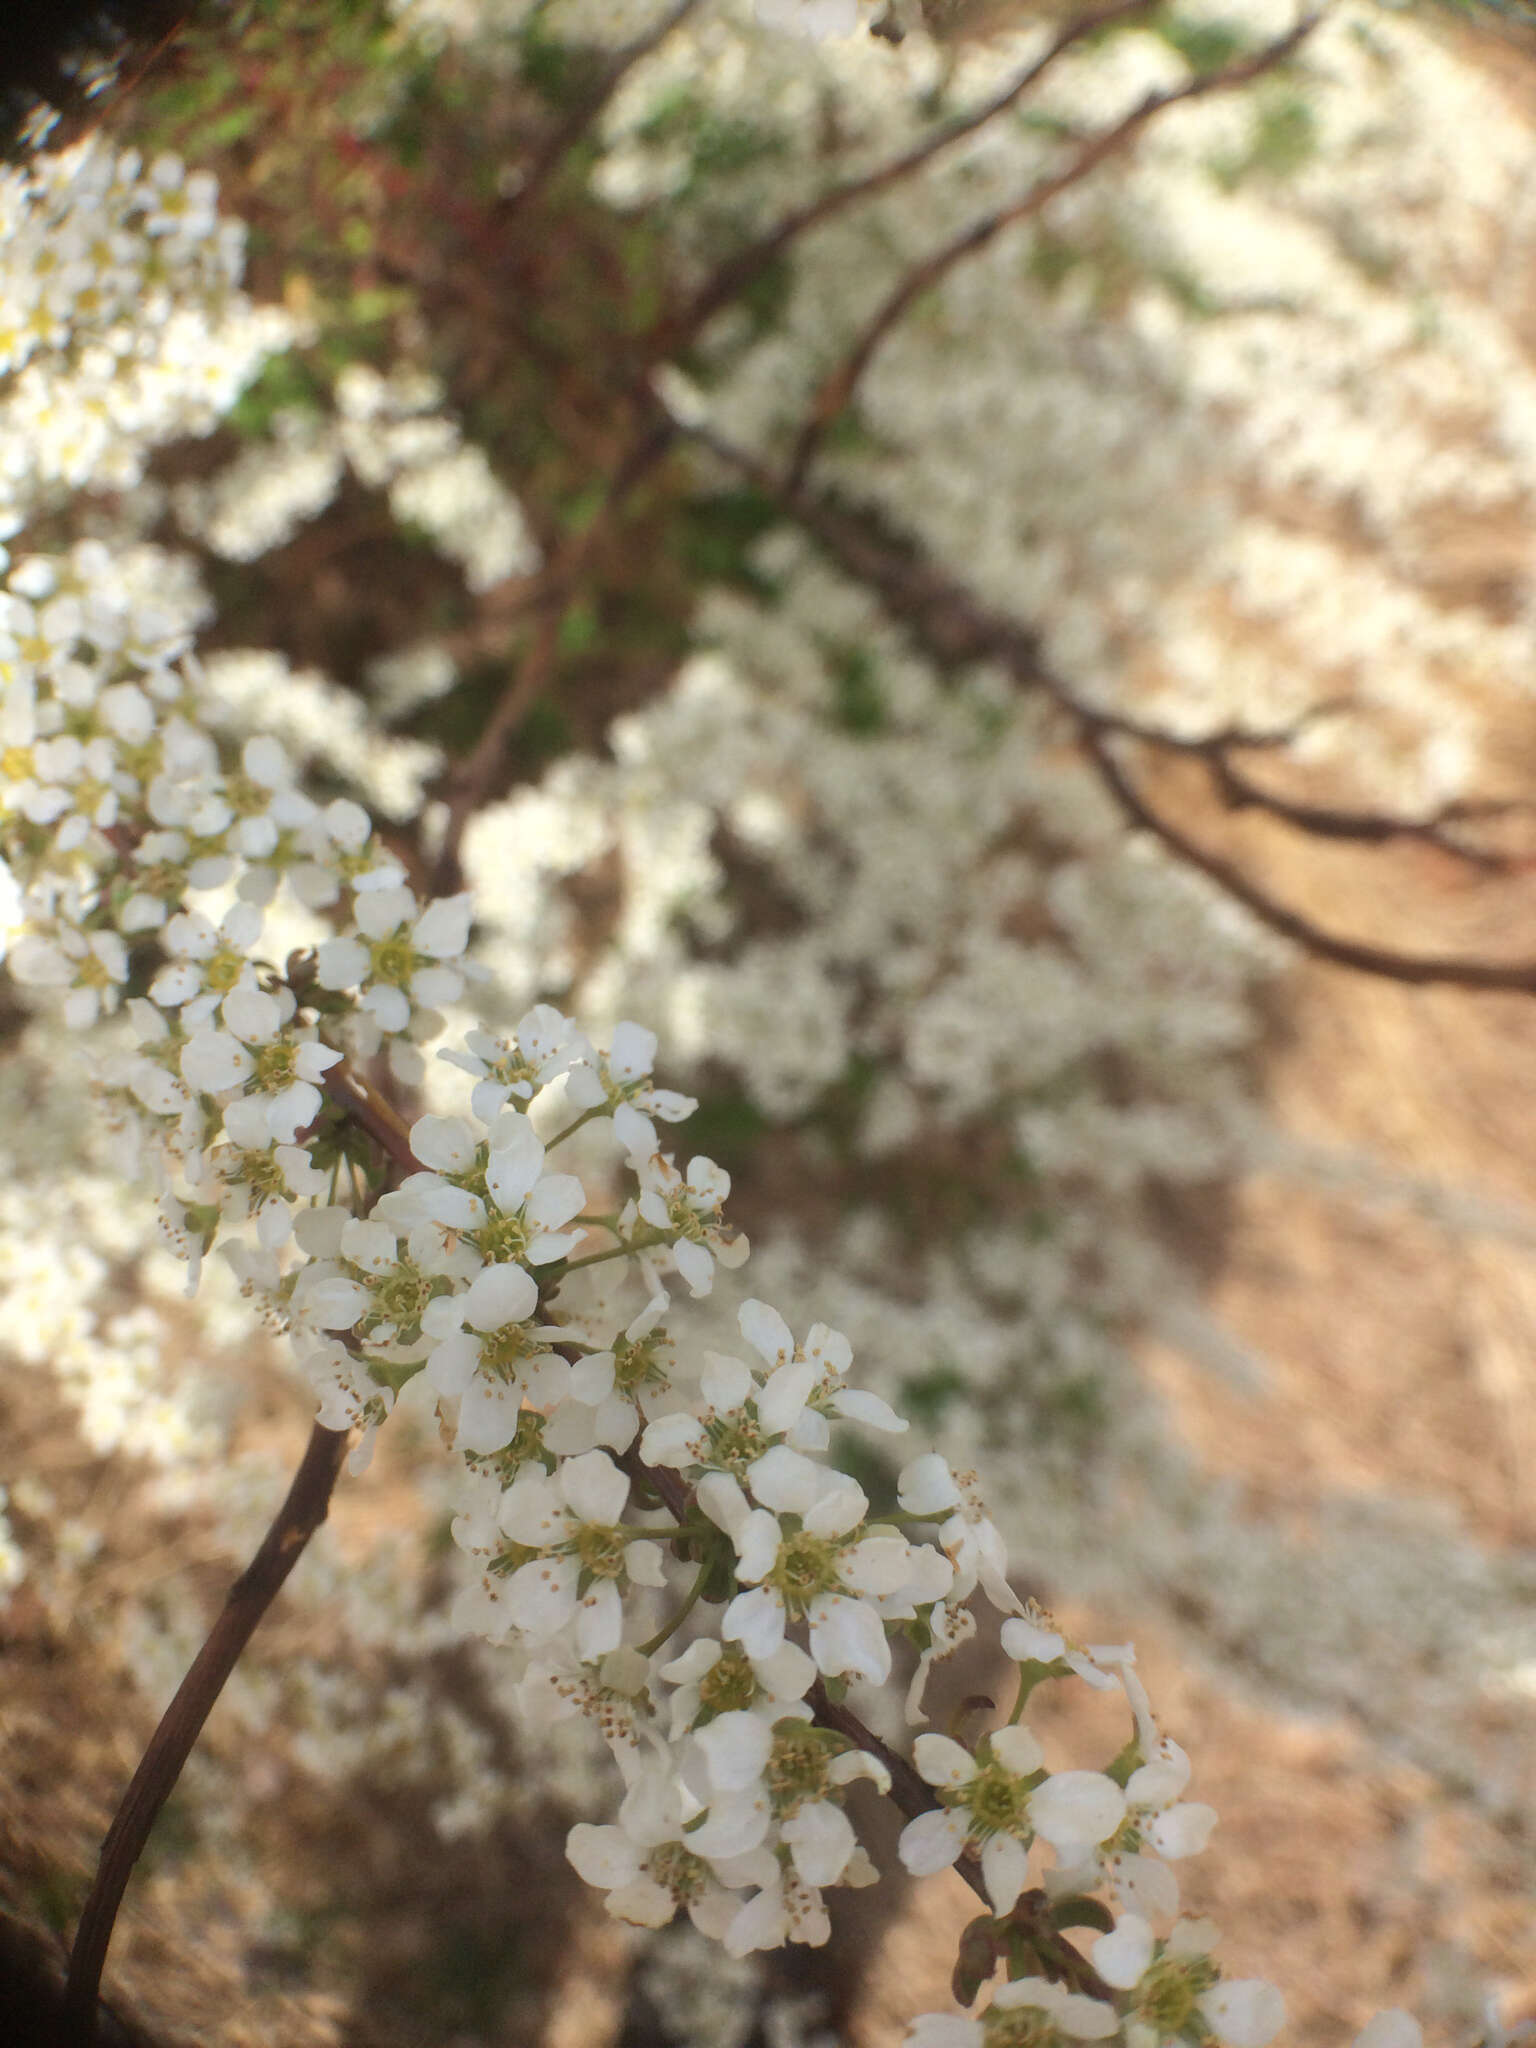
[
  {"x1": 576, "y1": 1212, "x2": 626, "y2": 1239},
  {"x1": 60, "y1": 1420, "x2": 351, "y2": 2044},
  {"x1": 560, "y1": 1243, "x2": 639, "y2": 1275},
  {"x1": 784, "y1": 9, "x2": 1326, "y2": 489},
  {"x1": 546, "y1": 1105, "x2": 607, "y2": 1150},
  {"x1": 635, "y1": 1564, "x2": 710, "y2": 1657}
]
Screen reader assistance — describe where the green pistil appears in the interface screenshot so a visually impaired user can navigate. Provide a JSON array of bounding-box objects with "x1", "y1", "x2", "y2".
[
  {"x1": 224, "y1": 769, "x2": 269, "y2": 818},
  {"x1": 117, "y1": 741, "x2": 162, "y2": 785},
  {"x1": 203, "y1": 944, "x2": 247, "y2": 993},
  {"x1": 254, "y1": 1041, "x2": 299, "y2": 1090},
  {"x1": 369, "y1": 933, "x2": 417, "y2": 988},
  {"x1": 1107, "y1": 1815, "x2": 1143, "y2": 1856},
  {"x1": 73, "y1": 775, "x2": 110, "y2": 820},
  {"x1": 668, "y1": 1197, "x2": 708, "y2": 1242},
  {"x1": 333, "y1": 847, "x2": 380, "y2": 882},
  {"x1": 1138, "y1": 1956, "x2": 1217, "y2": 2036},
  {"x1": 572, "y1": 1523, "x2": 630, "y2": 1580},
  {"x1": 766, "y1": 1722, "x2": 840, "y2": 1818},
  {"x1": 479, "y1": 1323, "x2": 540, "y2": 1381},
  {"x1": 707, "y1": 1414, "x2": 766, "y2": 1473},
  {"x1": 613, "y1": 1330, "x2": 670, "y2": 1393},
  {"x1": 472, "y1": 1411, "x2": 549, "y2": 1482},
  {"x1": 697, "y1": 1646, "x2": 758, "y2": 1715},
  {"x1": 959, "y1": 1757, "x2": 1034, "y2": 1840},
  {"x1": 241, "y1": 1149, "x2": 288, "y2": 1200},
  {"x1": 131, "y1": 860, "x2": 185, "y2": 904},
  {"x1": 648, "y1": 1841, "x2": 708, "y2": 1903},
  {"x1": 476, "y1": 1213, "x2": 531, "y2": 1264},
  {"x1": 767, "y1": 1529, "x2": 842, "y2": 1617},
  {"x1": 362, "y1": 1259, "x2": 443, "y2": 1339},
  {"x1": 982, "y1": 2009, "x2": 1064, "y2": 2048}
]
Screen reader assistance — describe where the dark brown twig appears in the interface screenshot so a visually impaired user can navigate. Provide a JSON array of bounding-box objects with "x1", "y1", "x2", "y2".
[
  {"x1": 681, "y1": 421, "x2": 1536, "y2": 993},
  {"x1": 510, "y1": 0, "x2": 703, "y2": 216},
  {"x1": 60, "y1": 1421, "x2": 351, "y2": 2045},
  {"x1": 784, "y1": 10, "x2": 1325, "y2": 489},
  {"x1": 429, "y1": 411, "x2": 680, "y2": 896},
  {"x1": 1083, "y1": 730, "x2": 1536, "y2": 991},
  {"x1": 619, "y1": 1449, "x2": 1109, "y2": 1997},
  {"x1": 654, "y1": 0, "x2": 1159, "y2": 355},
  {"x1": 1208, "y1": 752, "x2": 1516, "y2": 870}
]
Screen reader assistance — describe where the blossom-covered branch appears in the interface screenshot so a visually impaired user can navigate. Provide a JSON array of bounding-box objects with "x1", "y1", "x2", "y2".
[
  {"x1": 783, "y1": 8, "x2": 1328, "y2": 487},
  {"x1": 680, "y1": 417, "x2": 1536, "y2": 994}
]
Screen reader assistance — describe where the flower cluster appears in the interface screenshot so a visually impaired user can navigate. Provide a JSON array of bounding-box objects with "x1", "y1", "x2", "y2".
[
  {"x1": 0, "y1": 470, "x2": 1297, "y2": 2038},
  {"x1": 0, "y1": 8, "x2": 1497, "y2": 2034},
  {"x1": 0, "y1": 139, "x2": 289, "y2": 539}
]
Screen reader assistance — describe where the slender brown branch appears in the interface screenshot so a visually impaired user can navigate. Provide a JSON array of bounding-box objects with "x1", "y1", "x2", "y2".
[
  {"x1": 683, "y1": 420, "x2": 1536, "y2": 993},
  {"x1": 323, "y1": 1059, "x2": 422, "y2": 1175},
  {"x1": 60, "y1": 1421, "x2": 351, "y2": 2045},
  {"x1": 510, "y1": 0, "x2": 703, "y2": 216},
  {"x1": 785, "y1": 10, "x2": 1325, "y2": 489},
  {"x1": 1208, "y1": 751, "x2": 1514, "y2": 869},
  {"x1": 654, "y1": 0, "x2": 1159, "y2": 356},
  {"x1": 1084, "y1": 729, "x2": 1536, "y2": 990},
  {"x1": 430, "y1": 599, "x2": 568, "y2": 897},
  {"x1": 804, "y1": 1682, "x2": 1106, "y2": 1999},
  {"x1": 617, "y1": 1445, "x2": 1110, "y2": 1996},
  {"x1": 429, "y1": 411, "x2": 680, "y2": 896}
]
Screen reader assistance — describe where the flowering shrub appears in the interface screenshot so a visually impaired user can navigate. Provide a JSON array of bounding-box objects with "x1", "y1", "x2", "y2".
[
  {"x1": 3, "y1": 2, "x2": 1536, "y2": 2043},
  {"x1": 0, "y1": 452, "x2": 1305, "y2": 2036}
]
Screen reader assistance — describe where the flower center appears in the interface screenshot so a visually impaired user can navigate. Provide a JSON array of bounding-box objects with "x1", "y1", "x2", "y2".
[
  {"x1": 369, "y1": 933, "x2": 417, "y2": 988},
  {"x1": 477, "y1": 1212, "x2": 531, "y2": 1264},
  {"x1": 572, "y1": 1523, "x2": 629, "y2": 1580},
  {"x1": 254, "y1": 1041, "x2": 298, "y2": 1090},
  {"x1": 613, "y1": 1329, "x2": 670, "y2": 1394},
  {"x1": 959, "y1": 1757, "x2": 1034, "y2": 1841},
  {"x1": 205, "y1": 945, "x2": 246, "y2": 993},
  {"x1": 648, "y1": 1841, "x2": 708, "y2": 1903},
  {"x1": 1138, "y1": 1956, "x2": 1216, "y2": 2034},
  {"x1": 698, "y1": 1647, "x2": 758, "y2": 1714},
  {"x1": 766, "y1": 1722, "x2": 839, "y2": 1817},
  {"x1": 479, "y1": 1323, "x2": 540, "y2": 1382},
  {"x1": 982, "y1": 2010, "x2": 1065, "y2": 2048},
  {"x1": 768, "y1": 1529, "x2": 842, "y2": 1615}
]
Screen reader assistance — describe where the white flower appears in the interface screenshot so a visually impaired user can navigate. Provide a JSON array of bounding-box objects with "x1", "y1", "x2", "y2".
[
  {"x1": 1353, "y1": 2017, "x2": 1423, "y2": 2048},
  {"x1": 633, "y1": 1147, "x2": 748, "y2": 1297},
  {"x1": 180, "y1": 986, "x2": 341, "y2": 1143},
  {"x1": 148, "y1": 900, "x2": 263, "y2": 1025},
  {"x1": 754, "y1": 0, "x2": 861, "y2": 39},
  {"x1": 482, "y1": 1111, "x2": 587, "y2": 1262},
  {"x1": 660, "y1": 1635, "x2": 817, "y2": 1737},
  {"x1": 903, "y1": 1456, "x2": 1019, "y2": 1613},
  {"x1": 569, "y1": 1818, "x2": 765, "y2": 1941},
  {"x1": 421, "y1": 1261, "x2": 569, "y2": 1453},
  {"x1": 496, "y1": 1449, "x2": 667, "y2": 1659},
  {"x1": 1000, "y1": 1609, "x2": 1122, "y2": 1690},
  {"x1": 899, "y1": 1724, "x2": 1046, "y2": 1913},
  {"x1": 700, "y1": 1452, "x2": 911, "y2": 1685},
  {"x1": 740, "y1": 1299, "x2": 905, "y2": 1446},
  {"x1": 440, "y1": 1006, "x2": 602, "y2": 1122},
  {"x1": 315, "y1": 882, "x2": 473, "y2": 1034},
  {"x1": 10, "y1": 923, "x2": 127, "y2": 1028},
  {"x1": 604, "y1": 1018, "x2": 696, "y2": 1124},
  {"x1": 1094, "y1": 1916, "x2": 1282, "y2": 2048}
]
